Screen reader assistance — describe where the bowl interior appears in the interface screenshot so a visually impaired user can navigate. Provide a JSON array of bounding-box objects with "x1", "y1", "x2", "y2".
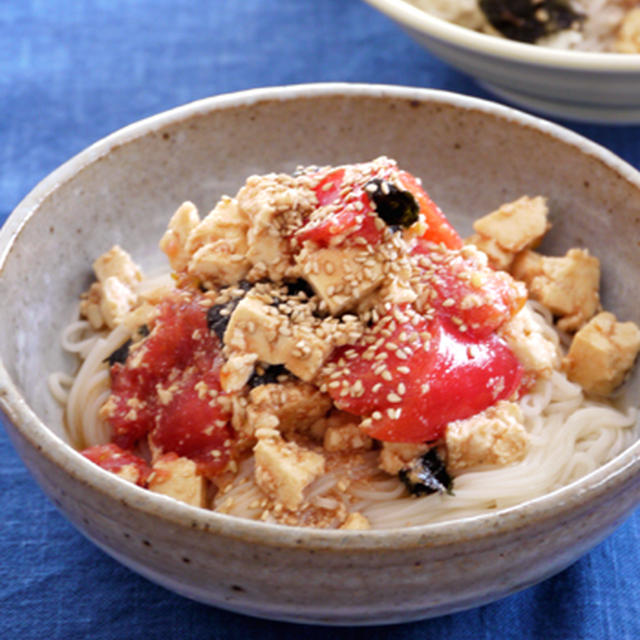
[{"x1": 1, "y1": 85, "x2": 639, "y2": 453}]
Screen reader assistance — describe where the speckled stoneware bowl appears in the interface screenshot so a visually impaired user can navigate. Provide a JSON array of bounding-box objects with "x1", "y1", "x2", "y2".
[
  {"x1": 1, "y1": 84, "x2": 639, "y2": 625},
  {"x1": 363, "y1": 0, "x2": 640, "y2": 124}
]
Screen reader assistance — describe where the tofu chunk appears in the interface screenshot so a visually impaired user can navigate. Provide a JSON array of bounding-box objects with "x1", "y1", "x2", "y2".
[
  {"x1": 237, "y1": 173, "x2": 316, "y2": 282},
  {"x1": 93, "y1": 245, "x2": 142, "y2": 288},
  {"x1": 297, "y1": 244, "x2": 385, "y2": 315},
  {"x1": 562, "y1": 312, "x2": 640, "y2": 396},
  {"x1": 223, "y1": 294, "x2": 332, "y2": 381},
  {"x1": 615, "y1": 8, "x2": 640, "y2": 53},
  {"x1": 80, "y1": 245, "x2": 142, "y2": 329},
  {"x1": 247, "y1": 381, "x2": 332, "y2": 436},
  {"x1": 220, "y1": 351, "x2": 258, "y2": 393},
  {"x1": 500, "y1": 304, "x2": 560, "y2": 378},
  {"x1": 470, "y1": 196, "x2": 550, "y2": 270},
  {"x1": 99, "y1": 276, "x2": 138, "y2": 329},
  {"x1": 511, "y1": 248, "x2": 600, "y2": 332},
  {"x1": 185, "y1": 196, "x2": 251, "y2": 286},
  {"x1": 113, "y1": 464, "x2": 147, "y2": 485},
  {"x1": 159, "y1": 201, "x2": 201, "y2": 272},
  {"x1": 378, "y1": 442, "x2": 430, "y2": 476},
  {"x1": 339, "y1": 512, "x2": 371, "y2": 530},
  {"x1": 253, "y1": 430, "x2": 325, "y2": 510},
  {"x1": 445, "y1": 401, "x2": 528, "y2": 472},
  {"x1": 148, "y1": 455, "x2": 207, "y2": 508},
  {"x1": 323, "y1": 421, "x2": 373, "y2": 453}
]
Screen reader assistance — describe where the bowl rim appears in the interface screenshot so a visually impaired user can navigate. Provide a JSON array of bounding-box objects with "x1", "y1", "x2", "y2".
[
  {"x1": 363, "y1": 0, "x2": 640, "y2": 70},
  {"x1": 1, "y1": 82, "x2": 639, "y2": 551}
]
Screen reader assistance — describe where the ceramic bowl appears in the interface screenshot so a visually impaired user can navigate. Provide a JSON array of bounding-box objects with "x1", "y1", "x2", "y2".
[
  {"x1": 1, "y1": 84, "x2": 639, "y2": 625},
  {"x1": 363, "y1": 0, "x2": 640, "y2": 124}
]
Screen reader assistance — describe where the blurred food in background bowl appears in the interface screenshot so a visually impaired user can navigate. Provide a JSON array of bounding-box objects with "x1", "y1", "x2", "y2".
[
  {"x1": 363, "y1": 0, "x2": 640, "y2": 123},
  {"x1": 0, "y1": 84, "x2": 639, "y2": 625}
]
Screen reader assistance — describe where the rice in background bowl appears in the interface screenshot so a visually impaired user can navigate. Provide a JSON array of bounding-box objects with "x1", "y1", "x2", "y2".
[
  {"x1": 0, "y1": 84, "x2": 639, "y2": 624},
  {"x1": 364, "y1": 1, "x2": 640, "y2": 123},
  {"x1": 408, "y1": 0, "x2": 640, "y2": 52}
]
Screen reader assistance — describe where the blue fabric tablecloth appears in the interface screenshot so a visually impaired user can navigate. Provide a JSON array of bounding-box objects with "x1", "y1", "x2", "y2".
[{"x1": 1, "y1": 2, "x2": 639, "y2": 638}]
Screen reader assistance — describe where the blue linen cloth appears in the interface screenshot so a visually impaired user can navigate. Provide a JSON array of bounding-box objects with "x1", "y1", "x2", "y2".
[{"x1": 1, "y1": 1, "x2": 639, "y2": 638}]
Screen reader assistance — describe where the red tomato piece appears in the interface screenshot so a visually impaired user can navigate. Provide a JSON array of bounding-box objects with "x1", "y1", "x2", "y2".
[
  {"x1": 296, "y1": 170, "x2": 383, "y2": 247},
  {"x1": 325, "y1": 309, "x2": 523, "y2": 443},
  {"x1": 82, "y1": 443, "x2": 151, "y2": 486},
  {"x1": 398, "y1": 171, "x2": 462, "y2": 250},
  {"x1": 426, "y1": 251, "x2": 527, "y2": 338},
  {"x1": 295, "y1": 189, "x2": 383, "y2": 247},
  {"x1": 149, "y1": 368, "x2": 233, "y2": 478},
  {"x1": 105, "y1": 292, "x2": 236, "y2": 477},
  {"x1": 315, "y1": 168, "x2": 345, "y2": 207}
]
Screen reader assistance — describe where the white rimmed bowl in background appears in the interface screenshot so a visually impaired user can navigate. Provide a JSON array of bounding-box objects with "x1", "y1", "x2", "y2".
[
  {"x1": 363, "y1": 0, "x2": 640, "y2": 124},
  {"x1": 0, "y1": 84, "x2": 639, "y2": 625}
]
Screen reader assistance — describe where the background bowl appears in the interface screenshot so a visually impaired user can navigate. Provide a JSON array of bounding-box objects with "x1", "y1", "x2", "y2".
[
  {"x1": 363, "y1": 0, "x2": 640, "y2": 124},
  {"x1": 0, "y1": 83, "x2": 639, "y2": 625}
]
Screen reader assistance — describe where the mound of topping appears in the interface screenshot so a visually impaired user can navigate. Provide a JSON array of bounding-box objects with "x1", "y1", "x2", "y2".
[{"x1": 74, "y1": 156, "x2": 639, "y2": 527}]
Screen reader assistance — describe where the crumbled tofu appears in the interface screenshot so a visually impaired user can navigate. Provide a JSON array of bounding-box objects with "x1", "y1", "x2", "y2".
[
  {"x1": 159, "y1": 201, "x2": 201, "y2": 272},
  {"x1": 223, "y1": 294, "x2": 333, "y2": 381},
  {"x1": 253, "y1": 431, "x2": 325, "y2": 510},
  {"x1": 562, "y1": 311, "x2": 640, "y2": 396},
  {"x1": 378, "y1": 442, "x2": 430, "y2": 476},
  {"x1": 466, "y1": 234, "x2": 514, "y2": 271},
  {"x1": 93, "y1": 245, "x2": 143, "y2": 288},
  {"x1": 323, "y1": 421, "x2": 373, "y2": 453},
  {"x1": 100, "y1": 276, "x2": 138, "y2": 329},
  {"x1": 220, "y1": 351, "x2": 259, "y2": 393},
  {"x1": 238, "y1": 173, "x2": 316, "y2": 282},
  {"x1": 306, "y1": 410, "x2": 357, "y2": 442},
  {"x1": 615, "y1": 8, "x2": 640, "y2": 53},
  {"x1": 500, "y1": 304, "x2": 560, "y2": 378},
  {"x1": 185, "y1": 196, "x2": 251, "y2": 286},
  {"x1": 114, "y1": 464, "x2": 146, "y2": 485},
  {"x1": 80, "y1": 246, "x2": 142, "y2": 330},
  {"x1": 297, "y1": 244, "x2": 385, "y2": 315},
  {"x1": 470, "y1": 196, "x2": 550, "y2": 271},
  {"x1": 148, "y1": 455, "x2": 207, "y2": 508},
  {"x1": 339, "y1": 512, "x2": 371, "y2": 530},
  {"x1": 511, "y1": 248, "x2": 600, "y2": 332},
  {"x1": 445, "y1": 401, "x2": 528, "y2": 472},
  {"x1": 247, "y1": 381, "x2": 332, "y2": 436}
]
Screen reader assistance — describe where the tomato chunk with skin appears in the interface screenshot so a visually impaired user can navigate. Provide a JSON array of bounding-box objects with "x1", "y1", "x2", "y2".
[
  {"x1": 296, "y1": 160, "x2": 461, "y2": 249},
  {"x1": 398, "y1": 170, "x2": 463, "y2": 250},
  {"x1": 296, "y1": 169, "x2": 383, "y2": 247},
  {"x1": 325, "y1": 309, "x2": 523, "y2": 443},
  {"x1": 424, "y1": 250, "x2": 527, "y2": 338},
  {"x1": 82, "y1": 443, "x2": 151, "y2": 486}
]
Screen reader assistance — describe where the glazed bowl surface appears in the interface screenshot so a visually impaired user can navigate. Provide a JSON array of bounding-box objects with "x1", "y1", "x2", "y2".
[
  {"x1": 363, "y1": 0, "x2": 640, "y2": 124},
  {"x1": 0, "y1": 83, "x2": 639, "y2": 625}
]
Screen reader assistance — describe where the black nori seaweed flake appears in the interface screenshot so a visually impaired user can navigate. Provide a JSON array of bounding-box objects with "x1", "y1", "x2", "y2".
[
  {"x1": 284, "y1": 278, "x2": 315, "y2": 299},
  {"x1": 365, "y1": 179, "x2": 419, "y2": 228},
  {"x1": 104, "y1": 339, "x2": 132, "y2": 367},
  {"x1": 247, "y1": 364, "x2": 290, "y2": 388},
  {"x1": 399, "y1": 449, "x2": 453, "y2": 496},
  {"x1": 206, "y1": 299, "x2": 240, "y2": 341},
  {"x1": 104, "y1": 324, "x2": 151, "y2": 366},
  {"x1": 206, "y1": 281, "x2": 254, "y2": 340},
  {"x1": 478, "y1": 0, "x2": 583, "y2": 43}
]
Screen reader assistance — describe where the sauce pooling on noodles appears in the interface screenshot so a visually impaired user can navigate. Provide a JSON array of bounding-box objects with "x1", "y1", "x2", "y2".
[{"x1": 49, "y1": 157, "x2": 640, "y2": 529}]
